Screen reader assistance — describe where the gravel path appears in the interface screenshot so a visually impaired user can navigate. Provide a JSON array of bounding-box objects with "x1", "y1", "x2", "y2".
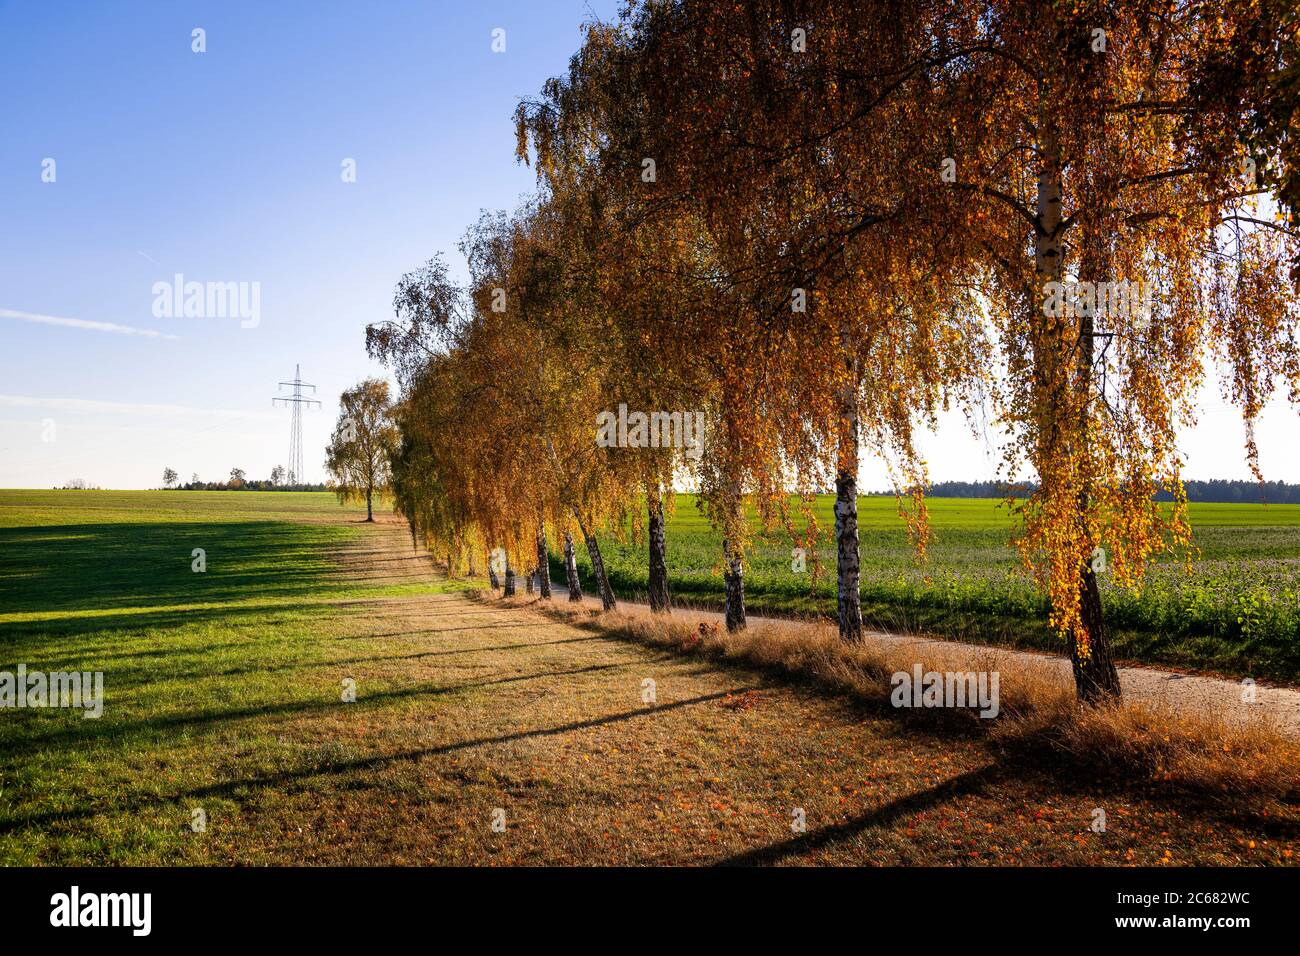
[{"x1": 540, "y1": 580, "x2": 1300, "y2": 736}]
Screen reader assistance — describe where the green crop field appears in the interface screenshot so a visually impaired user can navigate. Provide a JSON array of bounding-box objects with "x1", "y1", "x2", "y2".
[
  {"x1": 0, "y1": 490, "x2": 436, "y2": 633},
  {"x1": 571, "y1": 494, "x2": 1300, "y2": 682}
]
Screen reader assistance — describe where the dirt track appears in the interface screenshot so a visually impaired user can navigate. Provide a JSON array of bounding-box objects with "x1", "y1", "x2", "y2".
[{"x1": 532, "y1": 557, "x2": 1300, "y2": 737}]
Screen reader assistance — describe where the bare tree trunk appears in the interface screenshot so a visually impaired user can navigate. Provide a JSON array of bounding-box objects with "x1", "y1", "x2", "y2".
[
  {"x1": 835, "y1": 364, "x2": 863, "y2": 641},
  {"x1": 536, "y1": 522, "x2": 552, "y2": 599},
  {"x1": 563, "y1": 530, "x2": 583, "y2": 602},
  {"x1": 503, "y1": 552, "x2": 516, "y2": 597},
  {"x1": 446, "y1": 552, "x2": 454, "y2": 579},
  {"x1": 721, "y1": 478, "x2": 746, "y2": 631},
  {"x1": 573, "y1": 508, "x2": 616, "y2": 611},
  {"x1": 1072, "y1": 560, "x2": 1120, "y2": 701},
  {"x1": 365, "y1": 489, "x2": 374, "y2": 522},
  {"x1": 1070, "y1": 237, "x2": 1122, "y2": 702},
  {"x1": 647, "y1": 488, "x2": 671, "y2": 613},
  {"x1": 487, "y1": 550, "x2": 500, "y2": 590},
  {"x1": 525, "y1": 567, "x2": 534, "y2": 593},
  {"x1": 723, "y1": 537, "x2": 746, "y2": 631}
]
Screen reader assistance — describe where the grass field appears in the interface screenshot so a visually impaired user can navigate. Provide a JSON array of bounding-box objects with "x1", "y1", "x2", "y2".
[
  {"x1": 0, "y1": 490, "x2": 464, "y2": 863},
  {"x1": 2, "y1": 489, "x2": 1296, "y2": 865},
  {"x1": 572, "y1": 495, "x2": 1300, "y2": 682}
]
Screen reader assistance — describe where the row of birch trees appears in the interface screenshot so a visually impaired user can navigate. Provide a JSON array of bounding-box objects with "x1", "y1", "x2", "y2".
[{"x1": 367, "y1": 0, "x2": 1299, "y2": 703}]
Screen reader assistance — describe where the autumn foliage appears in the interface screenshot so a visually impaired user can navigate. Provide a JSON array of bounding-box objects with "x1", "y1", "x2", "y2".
[{"x1": 368, "y1": 0, "x2": 1299, "y2": 704}]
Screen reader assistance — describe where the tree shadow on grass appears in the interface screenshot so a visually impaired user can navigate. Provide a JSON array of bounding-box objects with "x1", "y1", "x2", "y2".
[
  {"x1": 0, "y1": 521, "x2": 353, "y2": 621},
  {"x1": 6, "y1": 660, "x2": 649, "y2": 753},
  {"x1": 0, "y1": 685, "x2": 759, "y2": 835},
  {"x1": 94, "y1": 634, "x2": 628, "y2": 691},
  {"x1": 0, "y1": 600, "x2": 339, "y2": 652},
  {"x1": 713, "y1": 763, "x2": 1001, "y2": 866},
  {"x1": 25, "y1": 617, "x2": 342, "y2": 668}
]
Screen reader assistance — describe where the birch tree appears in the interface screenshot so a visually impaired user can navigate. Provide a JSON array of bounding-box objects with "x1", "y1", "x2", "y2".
[{"x1": 325, "y1": 379, "x2": 398, "y2": 522}]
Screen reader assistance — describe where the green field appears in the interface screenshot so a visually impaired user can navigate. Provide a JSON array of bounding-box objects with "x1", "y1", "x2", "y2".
[
  {"x1": 0, "y1": 490, "x2": 446, "y2": 629},
  {"x1": 0, "y1": 490, "x2": 470, "y2": 863},
  {"x1": 3, "y1": 488, "x2": 1295, "y2": 866},
  {"x1": 572, "y1": 494, "x2": 1300, "y2": 681}
]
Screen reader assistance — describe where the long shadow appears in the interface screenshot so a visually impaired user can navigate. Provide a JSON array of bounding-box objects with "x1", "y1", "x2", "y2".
[
  {"x1": 101, "y1": 635, "x2": 620, "y2": 687},
  {"x1": 343, "y1": 608, "x2": 530, "y2": 624},
  {"x1": 210, "y1": 634, "x2": 615, "y2": 674},
  {"x1": 32, "y1": 627, "x2": 342, "y2": 669},
  {"x1": 0, "y1": 521, "x2": 352, "y2": 620},
  {"x1": 0, "y1": 600, "x2": 340, "y2": 648},
  {"x1": 0, "y1": 686, "x2": 759, "y2": 834},
  {"x1": 343, "y1": 622, "x2": 548, "y2": 640},
  {"x1": 714, "y1": 764, "x2": 1000, "y2": 866},
  {"x1": 9, "y1": 661, "x2": 645, "y2": 751}
]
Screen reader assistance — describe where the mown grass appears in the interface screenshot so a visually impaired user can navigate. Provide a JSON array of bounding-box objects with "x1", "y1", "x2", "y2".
[
  {"x1": 565, "y1": 495, "x2": 1300, "y2": 682},
  {"x1": 517, "y1": 596, "x2": 1300, "y2": 801},
  {"x1": 0, "y1": 490, "x2": 469, "y2": 864},
  {"x1": 1, "y1": 490, "x2": 1295, "y2": 865}
]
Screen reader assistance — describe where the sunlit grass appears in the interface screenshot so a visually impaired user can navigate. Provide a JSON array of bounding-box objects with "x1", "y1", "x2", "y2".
[
  {"x1": 0, "y1": 490, "x2": 465, "y2": 864},
  {"x1": 0, "y1": 490, "x2": 1292, "y2": 865}
]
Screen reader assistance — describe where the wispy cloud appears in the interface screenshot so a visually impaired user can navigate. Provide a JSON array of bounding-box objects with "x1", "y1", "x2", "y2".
[
  {"x1": 0, "y1": 307, "x2": 178, "y2": 340},
  {"x1": 0, "y1": 395, "x2": 277, "y2": 421}
]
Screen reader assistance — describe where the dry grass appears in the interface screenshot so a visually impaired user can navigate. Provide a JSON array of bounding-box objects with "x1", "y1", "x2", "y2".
[
  {"x1": 1008, "y1": 702, "x2": 1300, "y2": 804},
  {"x1": 500, "y1": 594, "x2": 1300, "y2": 806},
  {"x1": 10, "y1": 498, "x2": 1295, "y2": 865}
]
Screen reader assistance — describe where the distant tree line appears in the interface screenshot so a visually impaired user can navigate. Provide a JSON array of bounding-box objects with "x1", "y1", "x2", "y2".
[
  {"x1": 872, "y1": 479, "x2": 1300, "y2": 504},
  {"x1": 160, "y1": 466, "x2": 330, "y2": 492},
  {"x1": 170, "y1": 479, "x2": 331, "y2": 492},
  {"x1": 1165, "y1": 480, "x2": 1300, "y2": 504}
]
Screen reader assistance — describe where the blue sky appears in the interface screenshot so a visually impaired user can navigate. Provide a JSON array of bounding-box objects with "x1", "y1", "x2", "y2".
[
  {"x1": 0, "y1": 0, "x2": 620, "y2": 488},
  {"x1": 1, "y1": 0, "x2": 1296, "y2": 490}
]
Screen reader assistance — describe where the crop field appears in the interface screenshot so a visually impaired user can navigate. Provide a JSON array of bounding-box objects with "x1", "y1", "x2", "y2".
[{"x1": 579, "y1": 495, "x2": 1300, "y2": 682}]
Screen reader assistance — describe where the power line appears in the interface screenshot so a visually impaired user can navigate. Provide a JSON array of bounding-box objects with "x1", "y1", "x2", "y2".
[{"x1": 272, "y1": 364, "x2": 320, "y2": 483}]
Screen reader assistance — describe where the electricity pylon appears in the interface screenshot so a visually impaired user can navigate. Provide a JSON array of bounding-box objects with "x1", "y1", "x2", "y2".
[{"x1": 272, "y1": 364, "x2": 320, "y2": 484}]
